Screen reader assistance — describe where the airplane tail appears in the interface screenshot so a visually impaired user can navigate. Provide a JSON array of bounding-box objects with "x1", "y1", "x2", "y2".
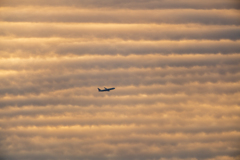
[{"x1": 98, "y1": 88, "x2": 101, "y2": 91}]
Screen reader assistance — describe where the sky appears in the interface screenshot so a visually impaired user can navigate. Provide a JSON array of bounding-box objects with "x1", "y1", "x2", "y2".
[{"x1": 0, "y1": 0, "x2": 240, "y2": 160}]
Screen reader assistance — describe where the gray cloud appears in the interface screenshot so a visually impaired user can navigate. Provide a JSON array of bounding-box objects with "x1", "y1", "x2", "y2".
[
  {"x1": 2, "y1": 122, "x2": 240, "y2": 137},
  {"x1": 1, "y1": 102, "x2": 239, "y2": 120},
  {"x1": 1, "y1": 0, "x2": 239, "y2": 9},
  {"x1": 0, "y1": 92, "x2": 239, "y2": 108},
  {"x1": 1, "y1": 109, "x2": 240, "y2": 128},
  {"x1": 0, "y1": 68, "x2": 239, "y2": 96},
  {"x1": 1, "y1": 8, "x2": 240, "y2": 25},
  {"x1": 1, "y1": 124, "x2": 240, "y2": 160},
  {"x1": 1, "y1": 0, "x2": 240, "y2": 160},
  {"x1": 1, "y1": 136, "x2": 238, "y2": 160},
  {"x1": 0, "y1": 54, "x2": 239, "y2": 97},
  {"x1": 1, "y1": 39, "x2": 240, "y2": 56},
  {"x1": 0, "y1": 54, "x2": 239, "y2": 70},
  {"x1": 1, "y1": 23, "x2": 240, "y2": 40}
]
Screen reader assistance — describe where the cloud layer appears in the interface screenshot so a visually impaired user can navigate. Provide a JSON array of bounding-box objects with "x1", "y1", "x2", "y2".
[
  {"x1": 1, "y1": 0, "x2": 240, "y2": 9},
  {"x1": 0, "y1": 0, "x2": 239, "y2": 160},
  {"x1": 1, "y1": 8, "x2": 240, "y2": 25}
]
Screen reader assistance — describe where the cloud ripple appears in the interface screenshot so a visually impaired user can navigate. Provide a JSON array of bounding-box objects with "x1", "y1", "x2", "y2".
[{"x1": 0, "y1": 1, "x2": 240, "y2": 160}]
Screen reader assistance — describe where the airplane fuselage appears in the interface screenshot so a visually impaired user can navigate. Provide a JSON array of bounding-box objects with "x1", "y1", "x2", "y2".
[{"x1": 98, "y1": 87, "x2": 115, "y2": 92}]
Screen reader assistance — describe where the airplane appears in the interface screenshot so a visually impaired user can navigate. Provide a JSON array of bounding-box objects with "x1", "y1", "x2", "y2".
[{"x1": 98, "y1": 87, "x2": 115, "y2": 92}]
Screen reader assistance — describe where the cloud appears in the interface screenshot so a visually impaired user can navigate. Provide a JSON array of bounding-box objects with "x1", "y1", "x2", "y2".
[
  {"x1": 1, "y1": 23, "x2": 240, "y2": 40},
  {"x1": 1, "y1": 127, "x2": 239, "y2": 160},
  {"x1": 1, "y1": 0, "x2": 239, "y2": 9},
  {"x1": 0, "y1": 69, "x2": 239, "y2": 96},
  {"x1": 1, "y1": 39, "x2": 240, "y2": 56},
  {"x1": 1, "y1": 7, "x2": 240, "y2": 25},
  {"x1": 1, "y1": 101, "x2": 239, "y2": 119},
  {"x1": 1, "y1": 107, "x2": 240, "y2": 128},
  {"x1": 0, "y1": 92, "x2": 239, "y2": 108},
  {"x1": 1, "y1": 54, "x2": 239, "y2": 70},
  {"x1": 0, "y1": 1, "x2": 239, "y2": 160}
]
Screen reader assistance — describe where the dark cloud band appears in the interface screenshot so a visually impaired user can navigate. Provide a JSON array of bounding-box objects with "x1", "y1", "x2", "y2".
[
  {"x1": 1, "y1": 23, "x2": 240, "y2": 40},
  {"x1": 1, "y1": 39, "x2": 240, "y2": 56},
  {"x1": 1, "y1": 54, "x2": 239, "y2": 70},
  {"x1": 1, "y1": 8, "x2": 239, "y2": 25},
  {"x1": 1, "y1": 0, "x2": 239, "y2": 9}
]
